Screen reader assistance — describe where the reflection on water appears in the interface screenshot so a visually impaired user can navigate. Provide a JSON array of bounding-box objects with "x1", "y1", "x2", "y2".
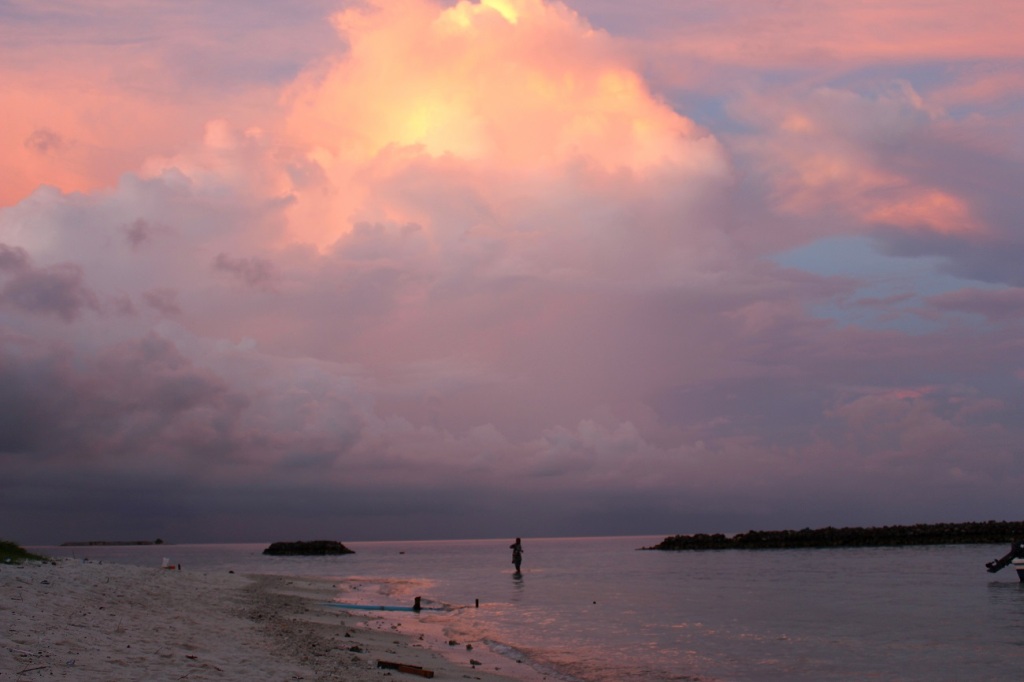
[
  {"x1": 986, "y1": 579, "x2": 1024, "y2": 646},
  {"x1": 511, "y1": 571, "x2": 524, "y2": 602}
]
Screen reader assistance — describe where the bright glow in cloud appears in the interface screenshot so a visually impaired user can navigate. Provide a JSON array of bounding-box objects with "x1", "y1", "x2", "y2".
[{"x1": 283, "y1": 0, "x2": 726, "y2": 248}]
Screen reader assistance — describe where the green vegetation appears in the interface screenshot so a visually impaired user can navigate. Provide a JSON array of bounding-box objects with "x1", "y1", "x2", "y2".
[
  {"x1": 0, "y1": 540, "x2": 47, "y2": 563},
  {"x1": 645, "y1": 520, "x2": 1024, "y2": 551}
]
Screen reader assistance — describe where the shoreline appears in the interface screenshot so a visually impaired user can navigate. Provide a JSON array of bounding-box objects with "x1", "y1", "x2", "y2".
[{"x1": 2, "y1": 559, "x2": 544, "y2": 680}]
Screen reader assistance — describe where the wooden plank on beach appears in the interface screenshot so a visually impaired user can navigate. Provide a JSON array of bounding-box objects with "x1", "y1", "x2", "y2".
[{"x1": 377, "y1": 659, "x2": 435, "y2": 678}]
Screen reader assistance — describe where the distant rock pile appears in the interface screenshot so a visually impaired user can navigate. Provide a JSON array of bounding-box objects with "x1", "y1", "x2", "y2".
[
  {"x1": 262, "y1": 540, "x2": 355, "y2": 556},
  {"x1": 645, "y1": 520, "x2": 1024, "y2": 551},
  {"x1": 61, "y1": 539, "x2": 164, "y2": 546}
]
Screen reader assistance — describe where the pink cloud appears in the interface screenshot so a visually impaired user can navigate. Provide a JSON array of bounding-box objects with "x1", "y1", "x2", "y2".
[
  {"x1": 635, "y1": 0, "x2": 1024, "y2": 69},
  {"x1": 929, "y1": 287, "x2": 1024, "y2": 322},
  {"x1": 0, "y1": 3, "x2": 335, "y2": 209},
  {"x1": 730, "y1": 84, "x2": 986, "y2": 241}
]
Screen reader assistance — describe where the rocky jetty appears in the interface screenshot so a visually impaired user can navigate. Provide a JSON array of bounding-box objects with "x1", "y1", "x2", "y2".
[
  {"x1": 645, "y1": 520, "x2": 1024, "y2": 551},
  {"x1": 262, "y1": 540, "x2": 355, "y2": 556},
  {"x1": 61, "y1": 539, "x2": 164, "y2": 546}
]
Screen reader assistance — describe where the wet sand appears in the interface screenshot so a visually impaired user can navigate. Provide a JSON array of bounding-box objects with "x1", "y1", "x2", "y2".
[{"x1": 2, "y1": 558, "x2": 532, "y2": 681}]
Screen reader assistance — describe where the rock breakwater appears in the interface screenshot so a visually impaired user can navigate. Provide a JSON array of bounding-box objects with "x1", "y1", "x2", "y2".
[
  {"x1": 645, "y1": 520, "x2": 1024, "y2": 550},
  {"x1": 263, "y1": 540, "x2": 355, "y2": 556}
]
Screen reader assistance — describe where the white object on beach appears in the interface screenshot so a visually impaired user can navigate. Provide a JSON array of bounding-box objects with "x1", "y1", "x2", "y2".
[{"x1": 162, "y1": 557, "x2": 171, "y2": 568}]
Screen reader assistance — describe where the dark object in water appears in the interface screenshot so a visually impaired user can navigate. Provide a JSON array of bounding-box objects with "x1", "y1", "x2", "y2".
[
  {"x1": 262, "y1": 540, "x2": 354, "y2": 556},
  {"x1": 986, "y1": 539, "x2": 1024, "y2": 578}
]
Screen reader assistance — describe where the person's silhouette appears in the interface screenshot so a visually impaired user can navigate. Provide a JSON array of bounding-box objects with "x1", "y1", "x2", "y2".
[{"x1": 510, "y1": 537, "x2": 523, "y2": 574}]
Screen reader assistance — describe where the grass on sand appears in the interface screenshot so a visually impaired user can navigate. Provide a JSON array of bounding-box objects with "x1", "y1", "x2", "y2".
[{"x1": 0, "y1": 540, "x2": 47, "y2": 563}]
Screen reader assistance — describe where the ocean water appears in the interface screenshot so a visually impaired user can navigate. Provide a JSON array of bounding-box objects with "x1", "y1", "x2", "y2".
[{"x1": 35, "y1": 536, "x2": 1024, "y2": 681}]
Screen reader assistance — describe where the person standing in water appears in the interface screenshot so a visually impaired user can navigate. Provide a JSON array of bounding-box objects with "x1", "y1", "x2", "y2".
[{"x1": 510, "y1": 537, "x2": 523, "y2": 573}]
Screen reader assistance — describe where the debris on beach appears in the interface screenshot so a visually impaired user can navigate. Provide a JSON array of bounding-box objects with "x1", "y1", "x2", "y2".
[{"x1": 377, "y1": 658, "x2": 435, "y2": 678}]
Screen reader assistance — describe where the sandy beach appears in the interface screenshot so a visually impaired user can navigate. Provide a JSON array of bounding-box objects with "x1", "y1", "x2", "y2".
[{"x1": 2, "y1": 559, "x2": 535, "y2": 681}]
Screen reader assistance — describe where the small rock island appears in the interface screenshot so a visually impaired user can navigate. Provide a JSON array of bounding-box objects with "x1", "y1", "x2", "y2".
[
  {"x1": 645, "y1": 520, "x2": 1024, "y2": 550},
  {"x1": 263, "y1": 540, "x2": 355, "y2": 556}
]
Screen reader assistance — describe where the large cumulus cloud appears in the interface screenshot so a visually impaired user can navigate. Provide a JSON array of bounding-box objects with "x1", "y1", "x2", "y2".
[{"x1": 2, "y1": 0, "x2": 1023, "y2": 543}]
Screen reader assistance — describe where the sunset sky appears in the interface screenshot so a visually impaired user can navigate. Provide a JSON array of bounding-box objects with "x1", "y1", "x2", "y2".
[{"x1": 3, "y1": 0, "x2": 1023, "y2": 544}]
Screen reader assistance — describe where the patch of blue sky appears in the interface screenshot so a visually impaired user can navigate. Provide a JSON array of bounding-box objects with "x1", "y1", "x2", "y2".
[
  {"x1": 828, "y1": 62, "x2": 952, "y2": 92},
  {"x1": 772, "y1": 234, "x2": 1007, "y2": 333},
  {"x1": 672, "y1": 92, "x2": 752, "y2": 135},
  {"x1": 830, "y1": 60, "x2": 1024, "y2": 122}
]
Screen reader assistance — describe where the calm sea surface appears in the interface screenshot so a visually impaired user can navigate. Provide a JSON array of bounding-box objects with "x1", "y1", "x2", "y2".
[{"x1": 34, "y1": 536, "x2": 1024, "y2": 681}]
